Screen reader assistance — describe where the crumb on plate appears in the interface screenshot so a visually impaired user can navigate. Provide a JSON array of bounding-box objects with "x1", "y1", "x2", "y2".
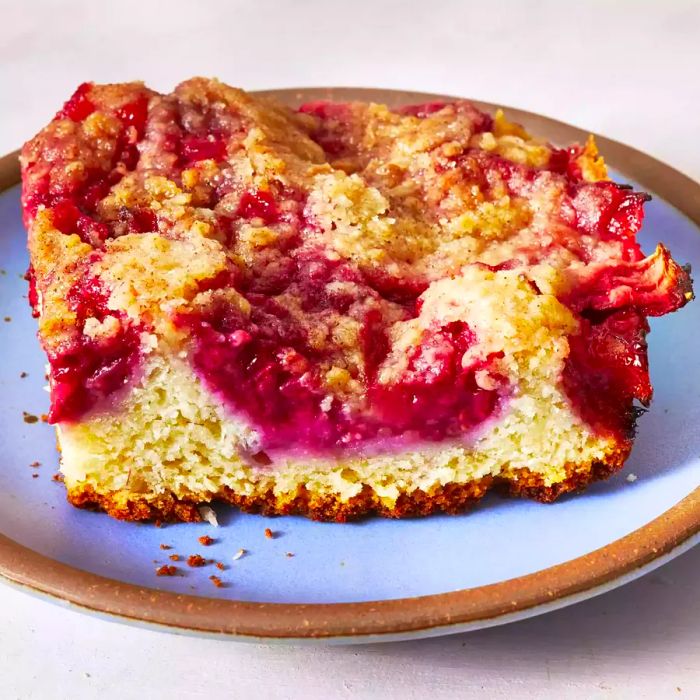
[{"x1": 187, "y1": 554, "x2": 207, "y2": 567}]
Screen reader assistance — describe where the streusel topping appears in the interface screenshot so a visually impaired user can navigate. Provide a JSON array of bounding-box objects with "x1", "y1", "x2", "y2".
[{"x1": 21, "y1": 80, "x2": 692, "y2": 448}]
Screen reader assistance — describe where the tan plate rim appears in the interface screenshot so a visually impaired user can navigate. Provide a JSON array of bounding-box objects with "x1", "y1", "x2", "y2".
[{"x1": 0, "y1": 87, "x2": 698, "y2": 642}]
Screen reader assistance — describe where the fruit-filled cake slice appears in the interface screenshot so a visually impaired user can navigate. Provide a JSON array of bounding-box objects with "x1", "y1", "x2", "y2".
[{"x1": 20, "y1": 79, "x2": 693, "y2": 522}]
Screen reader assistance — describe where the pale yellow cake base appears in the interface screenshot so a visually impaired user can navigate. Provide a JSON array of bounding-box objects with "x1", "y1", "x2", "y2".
[{"x1": 57, "y1": 350, "x2": 627, "y2": 522}]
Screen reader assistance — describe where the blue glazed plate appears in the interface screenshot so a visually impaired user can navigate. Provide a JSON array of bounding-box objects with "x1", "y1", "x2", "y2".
[{"x1": 0, "y1": 89, "x2": 698, "y2": 643}]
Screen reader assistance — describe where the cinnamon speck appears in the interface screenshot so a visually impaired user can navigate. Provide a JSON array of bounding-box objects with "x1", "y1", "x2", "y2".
[
  {"x1": 30, "y1": 461, "x2": 41, "y2": 468},
  {"x1": 187, "y1": 554, "x2": 207, "y2": 567},
  {"x1": 32, "y1": 473, "x2": 39, "y2": 479},
  {"x1": 20, "y1": 372, "x2": 28, "y2": 379},
  {"x1": 40, "y1": 414, "x2": 49, "y2": 423},
  {"x1": 22, "y1": 412, "x2": 39, "y2": 424},
  {"x1": 285, "y1": 552, "x2": 295, "y2": 558},
  {"x1": 209, "y1": 575, "x2": 224, "y2": 588},
  {"x1": 156, "y1": 565, "x2": 178, "y2": 577},
  {"x1": 169, "y1": 554, "x2": 180, "y2": 562},
  {"x1": 198, "y1": 535, "x2": 215, "y2": 546},
  {"x1": 52, "y1": 473, "x2": 64, "y2": 482},
  {"x1": 264, "y1": 528, "x2": 274, "y2": 539},
  {"x1": 159, "y1": 544, "x2": 171, "y2": 550},
  {"x1": 3, "y1": 317, "x2": 11, "y2": 322}
]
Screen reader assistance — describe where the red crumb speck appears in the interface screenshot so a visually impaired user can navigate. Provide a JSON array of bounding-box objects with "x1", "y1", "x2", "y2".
[
  {"x1": 159, "y1": 544, "x2": 171, "y2": 550},
  {"x1": 215, "y1": 561, "x2": 225, "y2": 570},
  {"x1": 52, "y1": 473, "x2": 64, "y2": 482},
  {"x1": 209, "y1": 575, "x2": 224, "y2": 588},
  {"x1": 169, "y1": 554, "x2": 180, "y2": 562},
  {"x1": 30, "y1": 461, "x2": 41, "y2": 467},
  {"x1": 285, "y1": 552, "x2": 295, "y2": 558},
  {"x1": 40, "y1": 414, "x2": 49, "y2": 423},
  {"x1": 198, "y1": 535, "x2": 215, "y2": 546},
  {"x1": 187, "y1": 554, "x2": 207, "y2": 567},
  {"x1": 264, "y1": 528, "x2": 274, "y2": 539},
  {"x1": 156, "y1": 565, "x2": 178, "y2": 577}
]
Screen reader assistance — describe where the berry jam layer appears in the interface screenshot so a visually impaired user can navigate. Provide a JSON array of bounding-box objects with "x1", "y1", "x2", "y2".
[{"x1": 21, "y1": 80, "x2": 693, "y2": 454}]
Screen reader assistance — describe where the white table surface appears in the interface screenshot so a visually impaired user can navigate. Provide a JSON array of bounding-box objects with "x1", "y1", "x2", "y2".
[{"x1": 1, "y1": 1, "x2": 698, "y2": 697}]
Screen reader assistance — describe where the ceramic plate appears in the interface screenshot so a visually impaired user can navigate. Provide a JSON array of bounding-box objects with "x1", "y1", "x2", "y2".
[{"x1": 0, "y1": 88, "x2": 698, "y2": 643}]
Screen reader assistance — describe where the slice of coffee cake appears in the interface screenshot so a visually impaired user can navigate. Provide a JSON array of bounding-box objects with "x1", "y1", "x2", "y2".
[{"x1": 20, "y1": 79, "x2": 692, "y2": 521}]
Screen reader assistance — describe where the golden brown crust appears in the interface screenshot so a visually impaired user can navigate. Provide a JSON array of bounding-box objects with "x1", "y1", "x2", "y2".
[{"x1": 66, "y1": 451, "x2": 628, "y2": 524}]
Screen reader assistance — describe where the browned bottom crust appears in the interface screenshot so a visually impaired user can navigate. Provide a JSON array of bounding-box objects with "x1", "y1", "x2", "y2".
[{"x1": 66, "y1": 454, "x2": 627, "y2": 523}]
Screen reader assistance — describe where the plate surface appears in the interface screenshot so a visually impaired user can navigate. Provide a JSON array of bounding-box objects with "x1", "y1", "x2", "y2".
[{"x1": 0, "y1": 88, "x2": 698, "y2": 643}]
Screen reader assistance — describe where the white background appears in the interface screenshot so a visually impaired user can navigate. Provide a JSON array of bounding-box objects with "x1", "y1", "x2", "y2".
[{"x1": 1, "y1": 1, "x2": 699, "y2": 697}]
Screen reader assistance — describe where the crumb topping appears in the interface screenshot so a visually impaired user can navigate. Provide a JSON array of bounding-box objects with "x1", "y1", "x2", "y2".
[{"x1": 22, "y1": 80, "x2": 692, "y2": 449}]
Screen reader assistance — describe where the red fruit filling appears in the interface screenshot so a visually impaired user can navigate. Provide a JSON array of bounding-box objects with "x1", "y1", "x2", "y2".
[
  {"x1": 369, "y1": 322, "x2": 502, "y2": 438},
  {"x1": 177, "y1": 283, "x2": 502, "y2": 452},
  {"x1": 563, "y1": 309, "x2": 651, "y2": 436},
  {"x1": 116, "y1": 95, "x2": 150, "y2": 136},
  {"x1": 55, "y1": 82, "x2": 96, "y2": 122},
  {"x1": 236, "y1": 190, "x2": 280, "y2": 225},
  {"x1": 50, "y1": 199, "x2": 109, "y2": 246},
  {"x1": 562, "y1": 247, "x2": 691, "y2": 438},
  {"x1": 180, "y1": 136, "x2": 227, "y2": 163},
  {"x1": 47, "y1": 276, "x2": 142, "y2": 423}
]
